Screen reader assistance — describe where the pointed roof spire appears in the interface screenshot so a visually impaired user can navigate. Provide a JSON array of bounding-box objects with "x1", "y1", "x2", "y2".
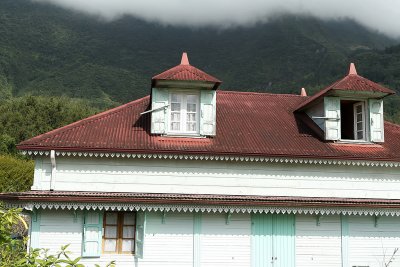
[
  {"x1": 349, "y1": 62, "x2": 357, "y2": 75},
  {"x1": 180, "y1": 52, "x2": 189, "y2": 65},
  {"x1": 300, "y1": 87, "x2": 307, "y2": 97}
]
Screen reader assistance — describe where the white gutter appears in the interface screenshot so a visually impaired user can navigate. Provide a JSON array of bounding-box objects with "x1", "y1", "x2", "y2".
[{"x1": 50, "y1": 150, "x2": 56, "y2": 191}]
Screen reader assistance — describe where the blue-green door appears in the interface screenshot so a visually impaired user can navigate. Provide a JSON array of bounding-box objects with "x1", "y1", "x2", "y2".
[{"x1": 251, "y1": 213, "x2": 295, "y2": 267}]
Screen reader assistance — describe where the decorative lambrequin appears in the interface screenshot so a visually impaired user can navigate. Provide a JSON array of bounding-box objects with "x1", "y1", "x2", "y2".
[
  {"x1": 7, "y1": 201, "x2": 400, "y2": 217},
  {"x1": 21, "y1": 150, "x2": 400, "y2": 168}
]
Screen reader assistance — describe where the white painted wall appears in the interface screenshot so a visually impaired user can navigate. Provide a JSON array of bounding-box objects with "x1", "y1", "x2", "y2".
[
  {"x1": 35, "y1": 210, "x2": 400, "y2": 267},
  {"x1": 305, "y1": 100, "x2": 325, "y2": 130},
  {"x1": 348, "y1": 215, "x2": 400, "y2": 267},
  {"x1": 200, "y1": 213, "x2": 251, "y2": 266},
  {"x1": 33, "y1": 156, "x2": 400, "y2": 199},
  {"x1": 296, "y1": 215, "x2": 342, "y2": 267}
]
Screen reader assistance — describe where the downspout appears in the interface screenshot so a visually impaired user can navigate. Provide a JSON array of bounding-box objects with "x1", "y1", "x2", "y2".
[{"x1": 50, "y1": 150, "x2": 56, "y2": 191}]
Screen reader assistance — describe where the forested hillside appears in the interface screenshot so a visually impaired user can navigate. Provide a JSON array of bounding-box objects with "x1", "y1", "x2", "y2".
[{"x1": 1, "y1": 0, "x2": 400, "y2": 192}]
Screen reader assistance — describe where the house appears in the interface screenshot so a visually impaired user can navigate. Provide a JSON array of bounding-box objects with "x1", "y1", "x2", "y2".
[{"x1": 2, "y1": 52, "x2": 400, "y2": 267}]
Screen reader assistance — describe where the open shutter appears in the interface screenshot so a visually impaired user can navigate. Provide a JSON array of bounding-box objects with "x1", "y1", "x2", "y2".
[
  {"x1": 135, "y1": 211, "x2": 146, "y2": 259},
  {"x1": 324, "y1": 97, "x2": 341, "y2": 141},
  {"x1": 82, "y1": 211, "x2": 103, "y2": 257},
  {"x1": 30, "y1": 209, "x2": 41, "y2": 249},
  {"x1": 200, "y1": 90, "x2": 216, "y2": 136},
  {"x1": 151, "y1": 88, "x2": 169, "y2": 134},
  {"x1": 369, "y1": 99, "x2": 384, "y2": 142}
]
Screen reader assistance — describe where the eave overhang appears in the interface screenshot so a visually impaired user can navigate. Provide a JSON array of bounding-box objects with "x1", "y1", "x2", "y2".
[{"x1": 4, "y1": 191, "x2": 400, "y2": 216}]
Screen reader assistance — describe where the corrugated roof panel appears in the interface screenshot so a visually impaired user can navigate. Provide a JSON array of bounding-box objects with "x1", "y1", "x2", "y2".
[{"x1": 18, "y1": 91, "x2": 400, "y2": 162}]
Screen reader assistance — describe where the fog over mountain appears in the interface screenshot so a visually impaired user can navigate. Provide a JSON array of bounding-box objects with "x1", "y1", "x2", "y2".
[{"x1": 33, "y1": 0, "x2": 400, "y2": 38}]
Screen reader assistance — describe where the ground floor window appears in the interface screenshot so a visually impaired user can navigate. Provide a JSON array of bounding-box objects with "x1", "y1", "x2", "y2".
[{"x1": 103, "y1": 212, "x2": 136, "y2": 254}]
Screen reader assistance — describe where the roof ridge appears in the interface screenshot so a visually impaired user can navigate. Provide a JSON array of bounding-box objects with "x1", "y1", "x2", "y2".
[
  {"x1": 18, "y1": 96, "x2": 150, "y2": 146},
  {"x1": 219, "y1": 90, "x2": 305, "y2": 97}
]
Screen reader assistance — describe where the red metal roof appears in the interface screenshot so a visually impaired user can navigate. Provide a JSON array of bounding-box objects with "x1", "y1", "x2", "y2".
[
  {"x1": 3, "y1": 191, "x2": 400, "y2": 209},
  {"x1": 296, "y1": 63, "x2": 395, "y2": 110},
  {"x1": 17, "y1": 91, "x2": 400, "y2": 162},
  {"x1": 152, "y1": 52, "x2": 221, "y2": 84}
]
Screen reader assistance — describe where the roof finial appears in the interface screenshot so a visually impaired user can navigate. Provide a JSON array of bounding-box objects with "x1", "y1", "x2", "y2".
[
  {"x1": 349, "y1": 62, "x2": 357, "y2": 75},
  {"x1": 181, "y1": 52, "x2": 189, "y2": 65},
  {"x1": 300, "y1": 87, "x2": 307, "y2": 96}
]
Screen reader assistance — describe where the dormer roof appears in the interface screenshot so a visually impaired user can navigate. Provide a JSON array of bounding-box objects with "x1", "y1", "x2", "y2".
[
  {"x1": 152, "y1": 52, "x2": 221, "y2": 89},
  {"x1": 296, "y1": 63, "x2": 395, "y2": 111}
]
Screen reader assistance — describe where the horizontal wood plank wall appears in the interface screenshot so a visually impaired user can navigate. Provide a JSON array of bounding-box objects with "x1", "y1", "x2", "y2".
[
  {"x1": 347, "y1": 215, "x2": 400, "y2": 267},
  {"x1": 139, "y1": 212, "x2": 194, "y2": 267},
  {"x1": 296, "y1": 215, "x2": 342, "y2": 267},
  {"x1": 35, "y1": 157, "x2": 400, "y2": 199},
  {"x1": 200, "y1": 213, "x2": 251, "y2": 266},
  {"x1": 31, "y1": 211, "x2": 400, "y2": 267}
]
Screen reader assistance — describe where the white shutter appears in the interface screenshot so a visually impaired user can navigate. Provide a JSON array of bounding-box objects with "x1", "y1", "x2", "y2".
[
  {"x1": 82, "y1": 211, "x2": 103, "y2": 257},
  {"x1": 324, "y1": 97, "x2": 341, "y2": 141},
  {"x1": 200, "y1": 90, "x2": 216, "y2": 136},
  {"x1": 151, "y1": 88, "x2": 169, "y2": 134},
  {"x1": 135, "y1": 211, "x2": 146, "y2": 259},
  {"x1": 369, "y1": 99, "x2": 384, "y2": 142}
]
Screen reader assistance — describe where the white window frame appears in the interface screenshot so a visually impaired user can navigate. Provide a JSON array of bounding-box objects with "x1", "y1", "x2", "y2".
[
  {"x1": 353, "y1": 102, "x2": 366, "y2": 141},
  {"x1": 168, "y1": 91, "x2": 200, "y2": 135},
  {"x1": 339, "y1": 99, "x2": 369, "y2": 143}
]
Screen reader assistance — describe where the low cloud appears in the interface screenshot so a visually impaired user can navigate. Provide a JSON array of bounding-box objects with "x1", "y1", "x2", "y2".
[{"x1": 33, "y1": 0, "x2": 400, "y2": 38}]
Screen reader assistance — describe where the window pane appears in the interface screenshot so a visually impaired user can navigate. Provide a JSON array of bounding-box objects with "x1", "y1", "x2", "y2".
[
  {"x1": 171, "y1": 113, "x2": 180, "y2": 122},
  {"x1": 104, "y1": 239, "x2": 117, "y2": 252},
  {"x1": 122, "y1": 239, "x2": 134, "y2": 252},
  {"x1": 187, "y1": 113, "x2": 196, "y2": 122},
  {"x1": 123, "y1": 226, "x2": 135, "y2": 238},
  {"x1": 187, "y1": 103, "x2": 196, "y2": 112},
  {"x1": 171, "y1": 94, "x2": 180, "y2": 102},
  {"x1": 356, "y1": 113, "x2": 362, "y2": 122},
  {"x1": 356, "y1": 105, "x2": 362, "y2": 113},
  {"x1": 171, "y1": 122, "x2": 180, "y2": 131},
  {"x1": 357, "y1": 122, "x2": 363, "y2": 131},
  {"x1": 171, "y1": 103, "x2": 181, "y2": 111},
  {"x1": 187, "y1": 95, "x2": 197, "y2": 103},
  {"x1": 357, "y1": 131, "x2": 363, "y2": 139},
  {"x1": 186, "y1": 122, "x2": 196, "y2": 132},
  {"x1": 105, "y1": 226, "x2": 117, "y2": 238},
  {"x1": 124, "y1": 213, "x2": 136, "y2": 225},
  {"x1": 105, "y1": 213, "x2": 117, "y2": 224}
]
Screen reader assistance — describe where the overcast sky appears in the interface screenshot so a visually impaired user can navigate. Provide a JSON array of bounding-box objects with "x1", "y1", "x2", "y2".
[{"x1": 33, "y1": 0, "x2": 400, "y2": 38}]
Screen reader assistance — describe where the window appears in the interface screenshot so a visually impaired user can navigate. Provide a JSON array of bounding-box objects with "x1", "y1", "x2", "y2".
[
  {"x1": 103, "y1": 212, "x2": 136, "y2": 254},
  {"x1": 169, "y1": 92, "x2": 199, "y2": 134},
  {"x1": 340, "y1": 100, "x2": 366, "y2": 141}
]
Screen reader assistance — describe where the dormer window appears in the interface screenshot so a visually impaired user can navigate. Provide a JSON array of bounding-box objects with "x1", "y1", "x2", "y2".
[
  {"x1": 297, "y1": 63, "x2": 395, "y2": 144},
  {"x1": 149, "y1": 52, "x2": 220, "y2": 137},
  {"x1": 169, "y1": 92, "x2": 200, "y2": 134},
  {"x1": 340, "y1": 100, "x2": 366, "y2": 141}
]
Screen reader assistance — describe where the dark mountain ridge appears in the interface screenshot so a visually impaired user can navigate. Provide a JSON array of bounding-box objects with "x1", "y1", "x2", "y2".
[{"x1": 0, "y1": 0, "x2": 398, "y2": 106}]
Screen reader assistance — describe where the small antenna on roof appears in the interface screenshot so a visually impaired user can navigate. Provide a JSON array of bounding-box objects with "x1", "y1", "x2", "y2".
[
  {"x1": 181, "y1": 52, "x2": 189, "y2": 65},
  {"x1": 300, "y1": 87, "x2": 307, "y2": 97}
]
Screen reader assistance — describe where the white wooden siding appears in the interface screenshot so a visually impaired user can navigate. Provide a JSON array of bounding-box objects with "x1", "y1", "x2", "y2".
[
  {"x1": 348, "y1": 215, "x2": 400, "y2": 267},
  {"x1": 39, "y1": 210, "x2": 83, "y2": 256},
  {"x1": 200, "y1": 213, "x2": 251, "y2": 266},
  {"x1": 139, "y1": 212, "x2": 194, "y2": 267},
  {"x1": 32, "y1": 157, "x2": 400, "y2": 199},
  {"x1": 296, "y1": 215, "x2": 342, "y2": 267}
]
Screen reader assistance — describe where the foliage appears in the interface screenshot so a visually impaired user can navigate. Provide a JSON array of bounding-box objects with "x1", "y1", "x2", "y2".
[
  {"x1": 0, "y1": 95, "x2": 100, "y2": 155},
  {"x1": 0, "y1": 203, "x2": 115, "y2": 267},
  {"x1": 0, "y1": 154, "x2": 33, "y2": 192}
]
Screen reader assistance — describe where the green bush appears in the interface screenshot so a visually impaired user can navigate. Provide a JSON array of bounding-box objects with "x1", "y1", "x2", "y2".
[{"x1": 0, "y1": 203, "x2": 115, "y2": 267}]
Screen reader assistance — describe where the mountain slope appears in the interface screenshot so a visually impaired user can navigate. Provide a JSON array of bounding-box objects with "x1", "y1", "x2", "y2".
[{"x1": 0, "y1": 0, "x2": 397, "y2": 105}]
